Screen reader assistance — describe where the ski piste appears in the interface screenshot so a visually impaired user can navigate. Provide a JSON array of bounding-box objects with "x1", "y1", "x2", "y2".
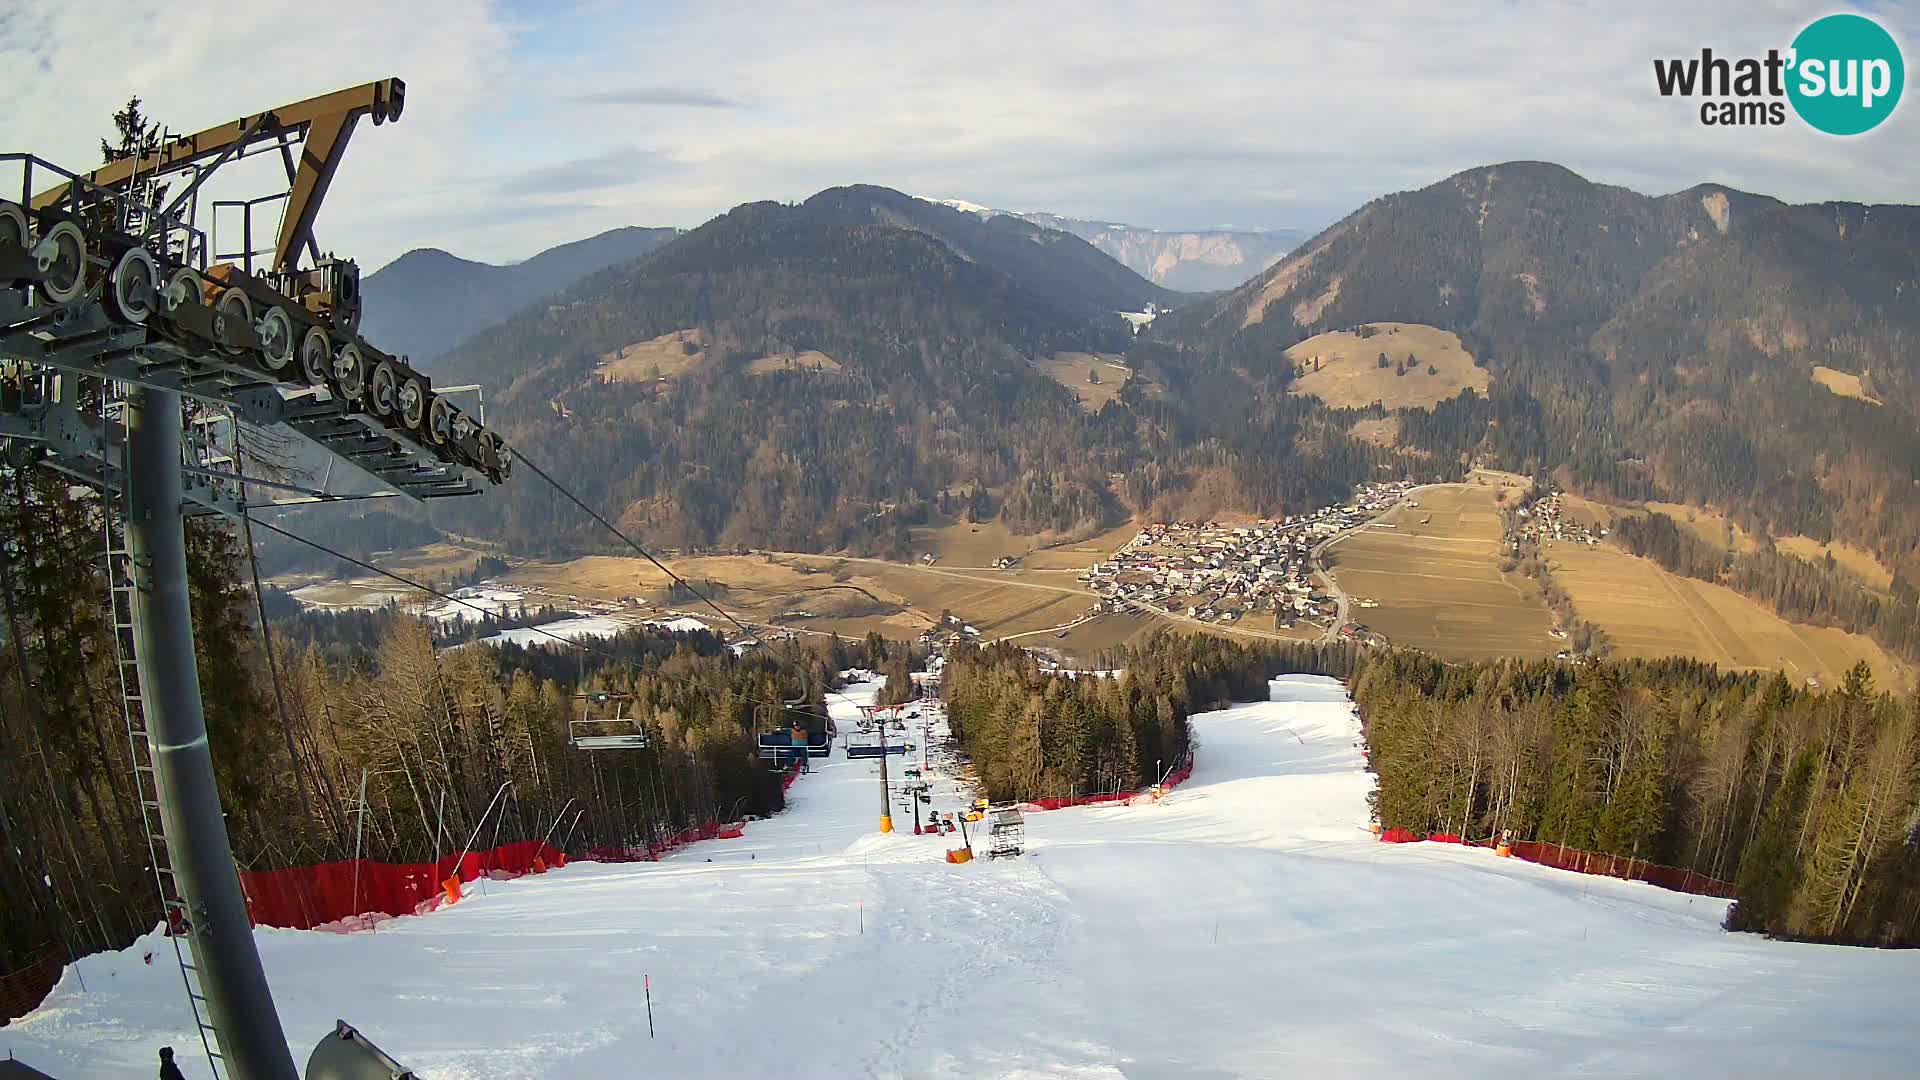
[{"x1": 9, "y1": 675, "x2": 1916, "y2": 1077}]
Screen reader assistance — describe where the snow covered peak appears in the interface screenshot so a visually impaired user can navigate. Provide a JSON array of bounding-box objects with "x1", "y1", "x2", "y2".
[{"x1": 933, "y1": 197, "x2": 1003, "y2": 217}]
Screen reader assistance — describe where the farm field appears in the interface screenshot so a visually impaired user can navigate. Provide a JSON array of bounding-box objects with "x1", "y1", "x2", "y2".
[
  {"x1": 1642, "y1": 501, "x2": 1759, "y2": 553},
  {"x1": 512, "y1": 550, "x2": 1098, "y2": 643},
  {"x1": 909, "y1": 514, "x2": 1141, "y2": 569},
  {"x1": 1545, "y1": 545, "x2": 1910, "y2": 691},
  {"x1": 1284, "y1": 321, "x2": 1489, "y2": 410},
  {"x1": 797, "y1": 559, "x2": 1093, "y2": 640},
  {"x1": 1326, "y1": 483, "x2": 1559, "y2": 660},
  {"x1": 1033, "y1": 351, "x2": 1132, "y2": 412},
  {"x1": 1773, "y1": 535, "x2": 1895, "y2": 591},
  {"x1": 1048, "y1": 611, "x2": 1162, "y2": 656},
  {"x1": 595, "y1": 327, "x2": 706, "y2": 383}
]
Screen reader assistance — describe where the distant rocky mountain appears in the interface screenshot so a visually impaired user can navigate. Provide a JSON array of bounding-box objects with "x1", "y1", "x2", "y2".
[
  {"x1": 358, "y1": 225, "x2": 680, "y2": 367},
  {"x1": 810, "y1": 187, "x2": 1182, "y2": 315},
  {"x1": 935, "y1": 199, "x2": 1305, "y2": 292}
]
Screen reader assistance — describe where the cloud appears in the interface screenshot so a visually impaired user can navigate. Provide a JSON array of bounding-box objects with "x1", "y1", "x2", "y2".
[
  {"x1": 495, "y1": 147, "x2": 675, "y2": 196},
  {"x1": 572, "y1": 86, "x2": 747, "y2": 108},
  {"x1": 2, "y1": 0, "x2": 1913, "y2": 271}
]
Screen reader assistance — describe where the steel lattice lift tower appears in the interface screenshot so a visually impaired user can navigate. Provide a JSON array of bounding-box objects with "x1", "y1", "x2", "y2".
[{"x1": 1, "y1": 79, "x2": 510, "y2": 1079}]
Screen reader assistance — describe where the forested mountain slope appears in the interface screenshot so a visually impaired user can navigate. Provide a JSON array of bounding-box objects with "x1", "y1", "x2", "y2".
[
  {"x1": 425, "y1": 188, "x2": 1218, "y2": 556},
  {"x1": 1150, "y1": 162, "x2": 1920, "y2": 586},
  {"x1": 359, "y1": 226, "x2": 680, "y2": 367}
]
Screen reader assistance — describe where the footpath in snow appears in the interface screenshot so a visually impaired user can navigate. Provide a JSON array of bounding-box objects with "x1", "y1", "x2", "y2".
[{"x1": 8, "y1": 675, "x2": 1920, "y2": 1078}]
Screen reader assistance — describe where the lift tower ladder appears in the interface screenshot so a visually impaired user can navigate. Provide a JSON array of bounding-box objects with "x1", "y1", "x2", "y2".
[{"x1": 101, "y1": 383, "x2": 225, "y2": 1077}]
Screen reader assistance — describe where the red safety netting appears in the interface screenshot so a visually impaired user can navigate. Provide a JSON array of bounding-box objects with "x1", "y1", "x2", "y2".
[
  {"x1": 1019, "y1": 758, "x2": 1195, "y2": 813},
  {"x1": 0, "y1": 947, "x2": 64, "y2": 1026},
  {"x1": 1374, "y1": 830, "x2": 1736, "y2": 898},
  {"x1": 240, "y1": 839, "x2": 563, "y2": 931},
  {"x1": 586, "y1": 821, "x2": 731, "y2": 864},
  {"x1": 1507, "y1": 840, "x2": 1738, "y2": 899},
  {"x1": 585, "y1": 766, "x2": 806, "y2": 862}
]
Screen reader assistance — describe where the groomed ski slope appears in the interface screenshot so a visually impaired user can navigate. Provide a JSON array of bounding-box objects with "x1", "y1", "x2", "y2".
[{"x1": 10, "y1": 675, "x2": 1919, "y2": 1078}]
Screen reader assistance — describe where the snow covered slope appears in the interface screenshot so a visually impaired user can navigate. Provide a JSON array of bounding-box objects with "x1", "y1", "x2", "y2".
[{"x1": 9, "y1": 676, "x2": 1919, "y2": 1078}]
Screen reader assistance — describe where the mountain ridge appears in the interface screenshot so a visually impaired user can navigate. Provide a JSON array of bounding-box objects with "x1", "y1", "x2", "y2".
[
  {"x1": 359, "y1": 225, "x2": 681, "y2": 367},
  {"x1": 1156, "y1": 159, "x2": 1920, "y2": 579},
  {"x1": 933, "y1": 198, "x2": 1306, "y2": 291}
]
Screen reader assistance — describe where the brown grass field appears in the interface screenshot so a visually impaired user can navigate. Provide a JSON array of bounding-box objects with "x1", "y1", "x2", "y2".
[
  {"x1": 596, "y1": 328, "x2": 706, "y2": 383},
  {"x1": 909, "y1": 514, "x2": 1141, "y2": 569},
  {"x1": 1556, "y1": 494, "x2": 1620, "y2": 531},
  {"x1": 1546, "y1": 545, "x2": 1910, "y2": 691},
  {"x1": 908, "y1": 518, "x2": 1028, "y2": 566},
  {"x1": 1033, "y1": 352, "x2": 1133, "y2": 412},
  {"x1": 1284, "y1": 322, "x2": 1490, "y2": 410},
  {"x1": 1348, "y1": 416, "x2": 1400, "y2": 448},
  {"x1": 1326, "y1": 483, "x2": 1559, "y2": 660},
  {"x1": 745, "y1": 350, "x2": 843, "y2": 376},
  {"x1": 1641, "y1": 501, "x2": 1759, "y2": 553},
  {"x1": 1811, "y1": 365, "x2": 1881, "y2": 405},
  {"x1": 1049, "y1": 612, "x2": 1161, "y2": 657},
  {"x1": 1773, "y1": 536, "x2": 1895, "y2": 592}
]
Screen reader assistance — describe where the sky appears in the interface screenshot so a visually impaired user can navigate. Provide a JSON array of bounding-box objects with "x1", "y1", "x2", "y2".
[{"x1": 1, "y1": 1, "x2": 1914, "y2": 272}]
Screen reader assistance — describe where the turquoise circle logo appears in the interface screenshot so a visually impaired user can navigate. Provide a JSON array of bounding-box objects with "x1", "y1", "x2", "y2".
[{"x1": 1787, "y1": 14, "x2": 1904, "y2": 135}]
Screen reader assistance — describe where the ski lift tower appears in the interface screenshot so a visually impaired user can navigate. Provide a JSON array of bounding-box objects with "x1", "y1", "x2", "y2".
[{"x1": 1, "y1": 79, "x2": 512, "y2": 1080}]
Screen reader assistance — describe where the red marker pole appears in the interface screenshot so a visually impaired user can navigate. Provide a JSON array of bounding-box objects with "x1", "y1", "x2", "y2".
[{"x1": 645, "y1": 973, "x2": 655, "y2": 1039}]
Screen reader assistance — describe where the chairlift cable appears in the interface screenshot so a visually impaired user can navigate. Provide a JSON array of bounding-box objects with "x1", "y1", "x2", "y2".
[
  {"x1": 511, "y1": 449, "x2": 876, "y2": 715},
  {"x1": 248, "y1": 516, "x2": 833, "y2": 725}
]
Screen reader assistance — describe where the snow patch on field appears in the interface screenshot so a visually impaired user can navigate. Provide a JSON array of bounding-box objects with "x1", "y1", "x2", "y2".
[
  {"x1": 480, "y1": 614, "x2": 639, "y2": 647},
  {"x1": 10, "y1": 676, "x2": 1920, "y2": 1079}
]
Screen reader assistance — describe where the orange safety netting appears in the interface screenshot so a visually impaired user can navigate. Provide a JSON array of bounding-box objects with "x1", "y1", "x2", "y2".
[{"x1": 240, "y1": 839, "x2": 564, "y2": 930}]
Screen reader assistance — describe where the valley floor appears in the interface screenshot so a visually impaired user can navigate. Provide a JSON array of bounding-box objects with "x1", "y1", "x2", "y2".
[{"x1": 13, "y1": 677, "x2": 1918, "y2": 1078}]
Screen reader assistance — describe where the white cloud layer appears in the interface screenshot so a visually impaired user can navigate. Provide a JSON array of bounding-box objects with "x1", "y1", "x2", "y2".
[{"x1": 1, "y1": 1, "x2": 1913, "y2": 271}]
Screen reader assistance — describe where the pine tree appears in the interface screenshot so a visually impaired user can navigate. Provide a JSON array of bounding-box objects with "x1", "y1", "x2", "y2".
[{"x1": 1728, "y1": 753, "x2": 1816, "y2": 934}]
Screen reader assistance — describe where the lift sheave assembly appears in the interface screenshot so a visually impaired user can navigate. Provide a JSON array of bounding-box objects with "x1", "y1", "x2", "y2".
[
  {"x1": 0, "y1": 79, "x2": 505, "y2": 1080},
  {"x1": 1, "y1": 77, "x2": 510, "y2": 505}
]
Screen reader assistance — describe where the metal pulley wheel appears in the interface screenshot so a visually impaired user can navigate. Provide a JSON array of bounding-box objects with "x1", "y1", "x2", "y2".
[
  {"x1": 299, "y1": 326, "x2": 332, "y2": 386},
  {"x1": 332, "y1": 341, "x2": 367, "y2": 400},
  {"x1": 215, "y1": 287, "x2": 253, "y2": 354},
  {"x1": 427, "y1": 395, "x2": 454, "y2": 445},
  {"x1": 367, "y1": 360, "x2": 399, "y2": 416},
  {"x1": 33, "y1": 221, "x2": 87, "y2": 303},
  {"x1": 0, "y1": 202, "x2": 29, "y2": 256},
  {"x1": 397, "y1": 375, "x2": 427, "y2": 430},
  {"x1": 485, "y1": 432, "x2": 513, "y2": 479},
  {"x1": 257, "y1": 306, "x2": 296, "y2": 371},
  {"x1": 162, "y1": 267, "x2": 205, "y2": 313},
  {"x1": 106, "y1": 246, "x2": 159, "y2": 324}
]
